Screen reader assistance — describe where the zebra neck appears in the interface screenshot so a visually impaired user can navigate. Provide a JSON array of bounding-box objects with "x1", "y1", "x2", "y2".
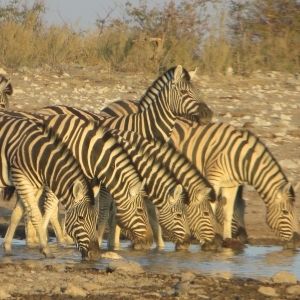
[{"x1": 238, "y1": 132, "x2": 287, "y2": 204}]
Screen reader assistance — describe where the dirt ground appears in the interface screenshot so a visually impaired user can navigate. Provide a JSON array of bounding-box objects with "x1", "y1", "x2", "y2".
[{"x1": 0, "y1": 65, "x2": 299, "y2": 299}]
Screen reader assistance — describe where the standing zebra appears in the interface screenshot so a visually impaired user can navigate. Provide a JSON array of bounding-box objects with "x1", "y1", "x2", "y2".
[
  {"x1": 0, "y1": 75, "x2": 12, "y2": 109},
  {"x1": 1, "y1": 115, "x2": 99, "y2": 258},
  {"x1": 40, "y1": 65, "x2": 213, "y2": 141}
]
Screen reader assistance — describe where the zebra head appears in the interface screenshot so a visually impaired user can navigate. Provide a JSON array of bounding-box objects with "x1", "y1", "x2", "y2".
[
  {"x1": 0, "y1": 75, "x2": 13, "y2": 109},
  {"x1": 157, "y1": 184, "x2": 191, "y2": 244},
  {"x1": 184, "y1": 186, "x2": 223, "y2": 250},
  {"x1": 184, "y1": 198, "x2": 223, "y2": 251},
  {"x1": 64, "y1": 180, "x2": 99, "y2": 259},
  {"x1": 266, "y1": 182, "x2": 299, "y2": 248},
  {"x1": 115, "y1": 180, "x2": 153, "y2": 247},
  {"x1": 168, "y1": 65, "x2": 213, "y2": 122}
]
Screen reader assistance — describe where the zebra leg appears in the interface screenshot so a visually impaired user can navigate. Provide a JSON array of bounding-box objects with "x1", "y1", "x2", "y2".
[
  {"x1": 12, "y1": 173, "x2": 54, "y2": 258},
  {"x1": 97, "y1": 186, "x2": 112, "y2": 248},
  {"x1": 232, "y1": 186, "x2": 248, "y2": 243},
  {"x1": 220, "y1": 187, "x2": 238, "y2": 240},
  {"x1": 25, "y1": 217, "x2": 39, "y2": 247},
  {"x1": 41, "y1": 189, "x2": 65, "y2": 244},
  {"x1": 3, "y1": 198, "x2": 24, "y2": 255},
  {"x1": 49, "y1": 205, "x2": 65, "y2": 245},
  {"x1": 147, "y1": 201, "x2": 164, "y2": 249}
]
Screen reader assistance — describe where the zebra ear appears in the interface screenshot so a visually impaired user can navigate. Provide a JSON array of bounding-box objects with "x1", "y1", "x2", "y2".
[
  {"x1": 72, "y1": 180, "x2": 84, "y2": 202},
  {"x1": 173, "y1": 65, "x2": 183, "y2": 84},
  {"x1": 280, "y1": 182, "x2": 292, "y2": 194},
  {"x1": 189, "y1": 67, "x2": 198, "y2": 80},
  {"x1": 293, "y1": 182, "x2": 300, "y2": 192}
]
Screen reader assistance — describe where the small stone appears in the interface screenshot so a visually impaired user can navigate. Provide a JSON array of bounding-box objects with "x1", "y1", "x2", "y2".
[
  {"x1": 286, "y1": 285, "x2": 300, "y2": 295},
  {"x1": 181, "y1": 271, "x2": 196, "y2": 282},
  {"x1": 64, "y1": 283, "x2": 87, "y2": 297},
  {"x1": 174, "y1": 281, "x2": 190, "y2": 296},
  {"x1": 106, "y1": 260, "x2": 144, "y2": 274},
  {"x1": 0, "y1": 289, "x2": 11, "y2": 299},
  {"x1": 143, "y1": 292, "x2": 162, "y2": 298},
  {"x1": 101, "y1": 251, "x2": 124, "y2": 260},
  {"x1": 258, "y1": 286, "x2": 278, "y2": 297},
  {"x1": 272, "y1": 271, "x2": 297, "y2": 284}
]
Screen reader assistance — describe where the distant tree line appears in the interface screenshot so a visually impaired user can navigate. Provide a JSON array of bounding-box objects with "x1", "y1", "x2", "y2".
[{"x1": 0, "y1": 0, "x2": 299, "y2": 74}]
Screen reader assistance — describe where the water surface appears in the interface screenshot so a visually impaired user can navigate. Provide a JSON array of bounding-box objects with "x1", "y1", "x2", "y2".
[{"x1": 1, "y1": 238, "x2": 299, "y2": 280}]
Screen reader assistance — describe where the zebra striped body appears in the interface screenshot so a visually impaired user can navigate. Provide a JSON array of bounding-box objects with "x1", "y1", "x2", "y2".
[
  {"x1": 109, "y1": 128, "x2": 221, "y2": 247},
  {"x1": 0, "y1": 115, "x2": 99, "y2": 258},
  {"x1": 100, "y1": 100, "x2": 246, "y2": 239},
  {"x1": 40, "y1": 65, "x2": 213, "y2": 141},
  {"x1": 0, "y1": 111, "x2": 154, "y2": 246},
  {"x1": 171, "y1": 119, "x2": 299, "y2": 246},
  {"x1": 0, "y1": 75, "x2": 12, "y2": 109}
]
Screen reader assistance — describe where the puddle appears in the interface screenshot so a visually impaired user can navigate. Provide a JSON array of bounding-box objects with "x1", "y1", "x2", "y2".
[{"x1": 1, "y1": 238, "x2": 300, "y2": 280}]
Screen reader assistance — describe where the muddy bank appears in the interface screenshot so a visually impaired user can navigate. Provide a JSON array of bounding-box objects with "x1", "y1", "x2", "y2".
[{"x1": 1, "y1": 260, "x2": 300, "y2": 300}]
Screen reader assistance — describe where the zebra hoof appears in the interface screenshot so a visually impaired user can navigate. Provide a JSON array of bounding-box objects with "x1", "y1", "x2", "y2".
[
  {"x1": 222, "y1": 238, "x2": 245, "y2": 250},
  {"x1": 175, "y1": 242, "x2": 190, "y2": 251},
  {"x1": 41, "y1": 248, "x2": 55, "y2": 258},
  {"x1": 233, "y1": 227, "x2": 248, "y2": 244}
]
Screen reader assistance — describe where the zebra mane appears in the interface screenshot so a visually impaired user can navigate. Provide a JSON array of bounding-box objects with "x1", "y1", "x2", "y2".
[{"x1": 139, "y1": 66, "x2": 191, "y2": 109}]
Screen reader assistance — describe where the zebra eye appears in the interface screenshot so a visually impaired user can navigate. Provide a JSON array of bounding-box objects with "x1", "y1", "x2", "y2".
[
  {"x1": 282, "y1": 209, "x2": 289, "y2": 215},
  {"x1": 137, "y1": 207, "x2": 144, "y2": 214},
  {"x1": 78, "y1": 215, "x2": 84, "y2": 221},
  {"x1": 180, "y1": 89, "x2": 188, "y2": 94},
  {"x1": 203, "y1": 211, "x2": 210, "y2": 217}
]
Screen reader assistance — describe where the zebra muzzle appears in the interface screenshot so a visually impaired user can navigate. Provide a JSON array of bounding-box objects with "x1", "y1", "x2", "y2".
[
  {"x1": 283, "y1": 232, "x2": 300, "y2": 250},
  {"x1": 201, "y1": 234, "x2": 223, "y2": 251}
]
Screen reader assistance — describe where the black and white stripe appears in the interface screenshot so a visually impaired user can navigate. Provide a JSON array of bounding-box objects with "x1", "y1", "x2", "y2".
[
  {"x1": 0, "y1": 115, "x2": 98, "y2": 258},
  {"x1": 0, "y1": 75, "x2": 12, "y2": 109},
  {"x1": 171, "y1": 119, "x2": 299, "y2": 247}
]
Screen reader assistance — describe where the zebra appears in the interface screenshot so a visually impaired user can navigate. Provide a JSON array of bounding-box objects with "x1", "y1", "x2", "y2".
[
  {"x1": 0, "y1": 75, "x2": 12, "y2": 109},
  {"x1": 99, "y1": 100, "x2": 247, "y2": 241},
  {"x1": 40, "y1": 65, "x2": 213, "y2": 141},
  {"x1": 28, "y1": 107, "x2": 222, "y2": 249},
  {"x1": 1, "y1": 112, "x2": 192, "y2": 247},
  {"x1": 0, "y1": 112, "x2": 153, "y2": 249},
  {"x1": 170, "y1": 119, "x2": 299, "y2": 248},
  {"x1": 0, "y1": 115, "x2": 99, "y2": 258},
  {"x1": 99, "y1": 100, "x2": 300, "y2": 248},
  {"x1": 108, "y1": 128, "x2": 222, "y2": 248}
]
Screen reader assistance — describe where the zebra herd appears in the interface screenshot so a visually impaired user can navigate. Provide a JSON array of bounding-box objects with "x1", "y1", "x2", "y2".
[{"x1": 0, "y1": 65, "x2": 298, "y2": 260}]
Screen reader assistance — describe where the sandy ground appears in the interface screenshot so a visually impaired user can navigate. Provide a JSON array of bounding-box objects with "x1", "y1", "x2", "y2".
[{"x1": 0, "y1": 65, "x2": 299, "y2": 299}]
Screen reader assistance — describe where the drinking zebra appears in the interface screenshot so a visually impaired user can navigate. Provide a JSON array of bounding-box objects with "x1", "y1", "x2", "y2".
[
  {"x1": 1, "y1": 112, "x2": 193, "y2": 247},
  {"x1": 1, "y1": 115, "x2": 99, "y2": 258},
  {"x1": 171, "y1": 119, "x2": 299, "y2": 248},
  {"x1": 99, "y1": 100, "x2": 300, "y2": 248},
  {"x1": 0, "y1": 112, "x2": 154, "y2": 249},
  {"x1": 0, "y1": 75, "x2": 12, "y2": 109},
  {"x1": 107, "y1": 128, "x2": 222, "y2": 250}
]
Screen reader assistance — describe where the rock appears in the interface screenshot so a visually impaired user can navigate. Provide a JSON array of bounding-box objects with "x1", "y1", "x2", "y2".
[
  {"x1": 258, "y1": 286, "x2": 278, "y2": 297},
  {"x1": 0, "y1": 288, "x2": 11, "y2": 299},
  {"x1": 101, "y1": 251, "x2": 124, "y2": 260},
  {"x1": 143, "y1": 292, "x2": 162, "y2": 298},
  {"x1": 181, "y1": 271, "x2": 196, "y2": 282},
  {"x1": 64, "y1": 283, "x2": 87, "y2": 297},
  {"x1": 286, "y1": 285, "x2": 300, "y2": 296},
  {"x1": 272, "y1": 271, "x2": 298, "y2": 284},
  {"x1": 106, "y1": 260, "x2": 144, "y2": 274},
  {"x1": 174, "y1": 281, "x2": 190, "y2": 296}
]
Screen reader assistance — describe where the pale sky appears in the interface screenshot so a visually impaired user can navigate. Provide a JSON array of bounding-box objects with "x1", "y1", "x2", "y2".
[{"x1": 41, "y1": 0, "x2": 167, "y2": 30}]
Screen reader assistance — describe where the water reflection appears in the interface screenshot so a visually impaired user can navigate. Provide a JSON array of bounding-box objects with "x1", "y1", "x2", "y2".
[{"x1": 1, "y1": 238, "x2": 300, "y2": 279}]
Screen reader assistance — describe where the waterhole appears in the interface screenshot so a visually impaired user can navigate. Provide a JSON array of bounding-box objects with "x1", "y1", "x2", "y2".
[{"x1": 1, "y1": 238, "x2": 299, "y2": 279}]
